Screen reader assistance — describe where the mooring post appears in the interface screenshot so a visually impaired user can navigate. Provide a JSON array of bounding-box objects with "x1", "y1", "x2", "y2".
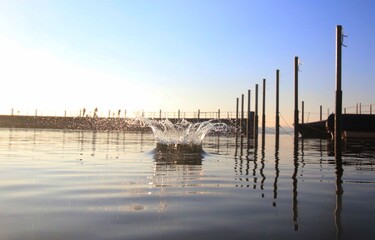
[
  {"x1": 294, "y1": 56, "x2": 299, "y2": 139},
  {"x1": 178, "y1": 109, "x2": 180, "y2": 119},
  {"x1": 360, "y1": 103, "x2": 362, "y2": 114},
  {"x1": 236, "y1": 98, "x2": 239, "y2": 133},
  {"x1": 335, "y1": 25, "x2": 343, "y2": 158},
  {"x1": 356, "y1": 103, "x2": 358, "y2": 114},
  {"x1": 276, "y1": 70, "x2": 280, "y2": 136},
  {"x1": 371, "y1": 105, "x2": 372, "y2": 114},
  {"x1": 301, "y1": 101, "x2": 304, "y2": 124},
  {"x1": 255, "y1": 84, "x2": 259, "y2": 136},
  {"x1": 247, "y1": 89, "x2": 251, "y2": 137},
  {"x1": 218, "y1": 109, "x2": 220, "y2": 119},
  {"x1": 262, "y1": 79, "x2": 266, "y2": 137},
  {"x1": 241, "y1": 94, "x2": 244, "y2": 134},
  {"x1": 320, "y1": 105, "x2": 322, "y2": 121},
  {"x1": 198, "y1": 109, "x2": 200, "y2": 121}
]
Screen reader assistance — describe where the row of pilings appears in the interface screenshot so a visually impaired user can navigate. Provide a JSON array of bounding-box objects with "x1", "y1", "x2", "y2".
[{"x1": 234, "y1": 25, "x2": 345, "y2": 159}]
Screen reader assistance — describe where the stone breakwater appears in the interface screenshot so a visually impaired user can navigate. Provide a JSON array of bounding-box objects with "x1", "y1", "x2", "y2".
[{"x1": 0, "y1": 115, "x2": 236, "y2": 131}]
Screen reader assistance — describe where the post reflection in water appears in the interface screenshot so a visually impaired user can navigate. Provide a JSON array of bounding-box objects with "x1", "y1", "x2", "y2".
[
  {"x1": 260, "y1": 132, "x2": 266, "y2": 197},
  {"x1": 335, "y1": 154, "x2": 344, "y2": 240},
  {"x1": 273, "y1": 132, "x2": 280, "y2": 207},
  {"x1": 292, "y1": 136, "x2": 299, "y2": 231}
]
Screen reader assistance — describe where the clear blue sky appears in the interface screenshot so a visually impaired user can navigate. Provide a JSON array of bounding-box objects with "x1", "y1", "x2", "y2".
[{"x1": 0, "y1": 0, "x2": 374, "y2": 125}]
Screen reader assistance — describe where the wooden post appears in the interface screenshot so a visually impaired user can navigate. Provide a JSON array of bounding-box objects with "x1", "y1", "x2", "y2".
[
  {"x1": 247, "y1": 89, "x2": 251, "y2": 137},
  {"x1": 241, "y1": 94, "x2": 244, "y2": 134},
  {"x1": 371, "y1": 105, "x2": 372, "y2": 114},
  {"x1": 302, "y1": 101, "x2": 304, "y2": 124},
  {"x1": 178, "y1": 109, "x2": 180, "y2": 119},
  {"x1": 360, "y1": 103, "x2": 362, "y2": 114},
  {"x1": 344, "y1": 108, "x2": 346, "y2": 114},
  {"x1": 236, "y1": 98, "x2": 239, "y2": 132},
  {"x1": 159, "y1": 109, "x2": 162, "y2": 119},
  {"x1": 294, "y1": 56, "x2": 299, "y2": 138},
  {"x1": 262, "y1": 79, "x2": 266, "y2": 137},
  {"x1": 198, "y1": 109, "x2": 201, "y2": 121},
  {"x1": 255, "y1": 84, "x2": 259, "y2": 136},
  {"x1": 276, "y1": 69, "x2": 280, "y2": 136},
  {"x1": 320, "y1": 105, "x2": 322, "y2": 121},
  {"x1": 328, "y1": 108, "x2": 330, "y2": 118},
  {"x1": 218, "y1": 109, "x2": 220, "y2": 119},
  {"x1": 335, "y1": 25, "x2": 343, "y2": 158}
]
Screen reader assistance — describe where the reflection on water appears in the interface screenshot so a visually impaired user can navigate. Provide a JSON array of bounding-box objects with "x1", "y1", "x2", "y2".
[{"x1": 0, "y1": 128, "x2": 374, "y2": 240}]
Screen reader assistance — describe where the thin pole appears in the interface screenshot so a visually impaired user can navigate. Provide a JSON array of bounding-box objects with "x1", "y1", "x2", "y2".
[
  {"x1": 178, "y1": 109, "x2": 180, "y2": 119},
  {"x1": 236, "y1": 98, "x2": 239, "y2": 132},
  {"x1": 371, "y1": 105, "x2": 372, "y2": 114},
  {"x1": 218, "y1": 109, "x2": 220, "y2": 119},
  {"x1": 360, "y1": 103, "x2": 362, "y2": 114},
  {"x1": 198, "y1": 109, "x2": 200, "y2": 121},
  {"x1": 335, "y1": 25, "x2": 343, "y2": 158},
  {"x1": 276, "y1": 69, "x2": 280, "y2": 136},
  {"x1": 294, "y1": 56, "x2": 299, "y2": 138},
  {"x1": 262, "y1": 79, "x2": 266, "y2": 137},
  {"x1": 255, "y1": 84, "x2": 259, "y2": 136},
  {"x1": 159, "y1": 109, "x2": 162, "y2": 119},
  {"x1": 301, "y1": 101, "x2": 304, "y2": 124},
  {"x1": 241, "y1": 94, "x2": 244, "y2": 134},
  {"x1": 320, "y1": 105, "x2": 322, "y2": 121},
  {"x1": 247, "y1": 89, "x2": 251, "y2": 137}
]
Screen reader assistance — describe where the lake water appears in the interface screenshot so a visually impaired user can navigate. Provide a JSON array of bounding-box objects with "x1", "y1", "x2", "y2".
[{"x1": 0, "y1": 128, "x2": 374, "y2": 240}]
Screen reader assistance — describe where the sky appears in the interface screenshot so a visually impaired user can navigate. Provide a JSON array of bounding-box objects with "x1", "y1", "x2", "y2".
[{"x1": 0, "y1": 0, "x2": 374, "y2": 126}]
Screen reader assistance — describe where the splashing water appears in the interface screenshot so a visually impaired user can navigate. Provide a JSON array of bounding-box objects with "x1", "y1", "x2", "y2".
[{"x1": 138, "y1": 118, "x2": 228, "y2": 152}]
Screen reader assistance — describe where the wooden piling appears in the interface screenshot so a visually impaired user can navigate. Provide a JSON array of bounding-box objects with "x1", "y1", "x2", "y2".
[
  {"x1": 241, "y1": 94, "x2": 244, "y2": 134},
  {"x1": 178, "y1": 109, "x2": 180, "y2": 119},
  {"x1": 247, "y1": 89, "x2": 251, "y2": 137},
  {"x1": 236, "y1": 98, "x2": 239, "y2": 132},
  {"x1": 335, "y1": 25, "x2": 343, "y2": 158},
  {"x1": 320, "y1": 105, "x2": 322, "y2": 121},
  {"x1": 198, "y1": 109, "x2": 201, "y2": 121},
  {"x1": 371, "y1": 105, "x2": 372, "y2": 114},
  {"x1": 276, "y1": 70, "x2": 280, "y2": 136},
  {"x1": 218, "y1": 109, "x2": 220, "y2": 119},
  {"x1": 294, "y1": 56, "x2": 299, "y2": 138},
  {"x1": 302, "y1": 101, "x2": 304, "y2": 124},
  {"x1": 255, "y1": 84, "x2": 259, "y2": 136},
  {"x1": 262, "y1": 79, "x2": 266, "y2": 137}
]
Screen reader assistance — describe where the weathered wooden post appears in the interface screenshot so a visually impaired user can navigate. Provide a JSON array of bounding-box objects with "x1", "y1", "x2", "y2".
[
  {"x1": 320, "y1": 105, "x2": 322, "y2": 121},
  {"x1": 218, "y1": 109, "x2": 220, "y2": 119},
  {"x1": 335, "y1": 25, "x2": 343, "y2": 158},
  {"x1": 294, "y1": 56, "x2": 299, "y2": 139},
  {"x1": 262, "y1": 79, "x2": 266, "y2": 137},
  {"x1": 178, "y1": 109, "x2": 180, "y2": 119},
  {"x1": 255, "y1": 84, "x2": 259, "y2": 136},
  {"x1": 159, "y1": 109, "x2": 162, "y2": 119},
  {"x1": 236, "y1": 98, "x2": 239, "y2": 133},
  {"x1": 371, "y1": 105, "x2": 372, "y2": 114},
  {"x1": 276, "y1": 70, "x2": 280, "y2": 136},
  {"x1": 241, "y1": 94, "x2": 244, "y2": 134},
  {"x1": 301, "y1": 101, "x2": 304, "y2": 124},
  {"x1": 198, "y1": 109, "x2": 201, "y2": 121},
  {"x1": 247, "y1": 89, "x2": 251, "y2": 137},
  {"x1": 360, "y1": 103, "x2": 362, "y2": 114}
]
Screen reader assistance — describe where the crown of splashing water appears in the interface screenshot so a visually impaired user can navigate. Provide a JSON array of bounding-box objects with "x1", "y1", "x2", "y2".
[{"x1": 139, "y1": 118, "x2": 228, "y2": 146}]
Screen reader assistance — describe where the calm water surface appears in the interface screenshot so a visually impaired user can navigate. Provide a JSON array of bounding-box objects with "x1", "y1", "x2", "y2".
[{"x1": 0, "y1": 128, "x2": 374, "y2": 240}]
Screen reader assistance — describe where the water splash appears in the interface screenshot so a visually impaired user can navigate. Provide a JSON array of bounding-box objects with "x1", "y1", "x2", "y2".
[{"x1": 139, "y1": 118, "x2": 228, "y2": 152}]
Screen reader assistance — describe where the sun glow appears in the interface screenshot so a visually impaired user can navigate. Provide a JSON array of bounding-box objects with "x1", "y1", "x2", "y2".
[{"x1": 0, "y1": 36, "x2": 161, "y2": 117}]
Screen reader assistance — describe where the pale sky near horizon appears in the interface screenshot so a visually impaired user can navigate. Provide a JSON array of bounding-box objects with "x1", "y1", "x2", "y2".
[{"x1": 0, "y1": 0, "x2": 374, "y2": 126}]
